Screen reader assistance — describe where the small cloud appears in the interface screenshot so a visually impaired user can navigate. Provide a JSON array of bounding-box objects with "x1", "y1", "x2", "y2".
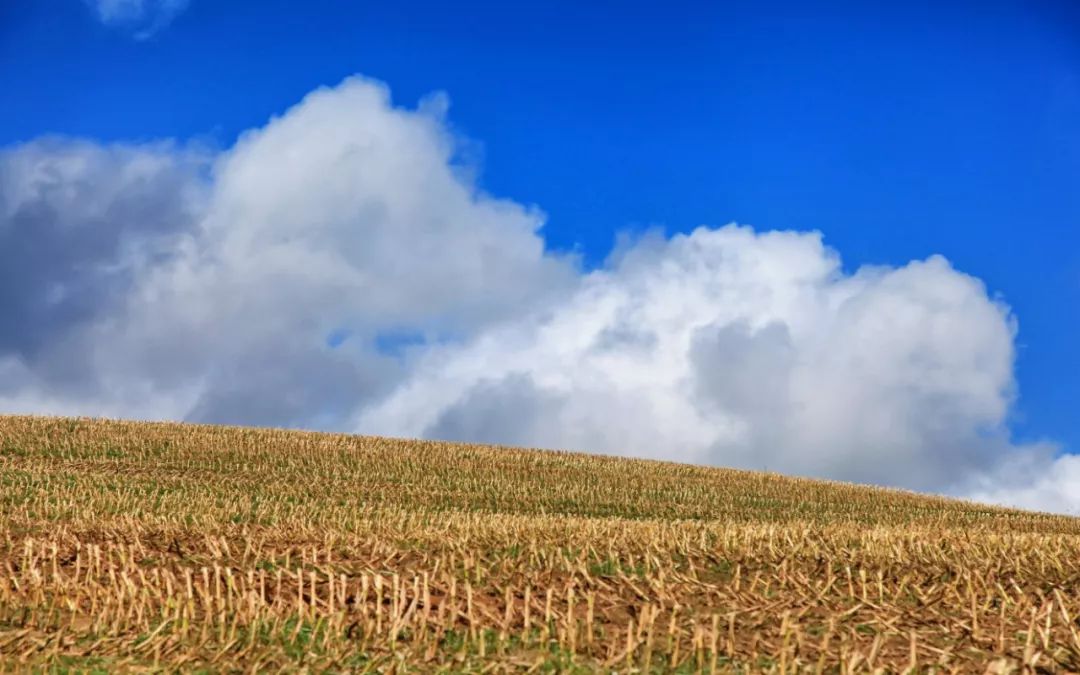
[{"x1": 85, "y1": 0, "x2": 190, "y2": 39}]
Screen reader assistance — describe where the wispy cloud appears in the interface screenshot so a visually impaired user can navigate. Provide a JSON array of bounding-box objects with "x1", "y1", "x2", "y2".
[
  {"x1": 0, "y1": 75, "x2": 1074, "y2": 514},
  {"x1": 84, "y1": 0, "x2": 190, "y2": 39}
]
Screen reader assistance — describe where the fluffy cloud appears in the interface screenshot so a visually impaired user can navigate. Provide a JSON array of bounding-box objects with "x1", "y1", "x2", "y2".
[
  {"x1": 963, "y1": 451, "x2": 1080, "y2": 515},
  {"x1": 0, "y1": 138, "x2": 207, "y2": 411},
  {"x1": 0, "y1": 75, "x2": 1074, "y2": 513},
  {"x1": 356, "y1": 227, "x2": 1026, "y2": 492},
  {"x1": 1, "y1": 77, "x2": 574, "y2": 426},
  {"x1": 84, "y1": 0, "x2": 190, "y2": 38}
]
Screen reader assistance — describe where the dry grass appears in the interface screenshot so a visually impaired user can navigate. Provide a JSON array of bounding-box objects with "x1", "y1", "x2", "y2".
[{"x1": 1, "y1": 414, "x2": 1079, "y2": 672}]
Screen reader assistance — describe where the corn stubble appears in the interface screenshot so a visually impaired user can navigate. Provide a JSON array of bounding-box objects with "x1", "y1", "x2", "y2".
[{"x1": 1, "y1": 416, "x2": 1079, "y2": 672}]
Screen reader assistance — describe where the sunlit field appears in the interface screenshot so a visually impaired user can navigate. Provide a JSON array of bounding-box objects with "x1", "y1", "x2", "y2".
[{"x1": 1, "y1": 415, "x2": 1078, "y2": 672}]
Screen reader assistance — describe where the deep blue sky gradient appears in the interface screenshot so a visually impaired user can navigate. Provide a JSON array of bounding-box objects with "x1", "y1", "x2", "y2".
[{"x1": 2, "y1": 0, "x2": 1078, "y2": 450}]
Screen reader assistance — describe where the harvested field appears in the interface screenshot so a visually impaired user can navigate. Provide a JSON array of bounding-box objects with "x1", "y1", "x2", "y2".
[{"x1": 1, "y1": 414, "x2": 1079, "y2": 672}]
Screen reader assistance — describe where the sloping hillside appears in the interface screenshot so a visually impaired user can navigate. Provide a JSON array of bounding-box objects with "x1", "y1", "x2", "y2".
[{"x1": 1, "y1": 415, "x2": 1078, "y2": 671}]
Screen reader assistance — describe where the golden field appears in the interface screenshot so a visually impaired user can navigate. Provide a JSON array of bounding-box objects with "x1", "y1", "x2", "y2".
[{"x1": 1, "y1": 414, "x2": 1079, "y2": 673}]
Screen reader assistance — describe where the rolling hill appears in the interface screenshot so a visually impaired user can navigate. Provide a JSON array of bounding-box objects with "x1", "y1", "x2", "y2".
[{"x1": 1, "y1": 414, "x2": 1078, "y2": 671}]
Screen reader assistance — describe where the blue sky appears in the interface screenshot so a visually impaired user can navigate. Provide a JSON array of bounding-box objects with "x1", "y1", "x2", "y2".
[{"x1": 1, "y1": 0, "x2": 1078, "y2": 509}]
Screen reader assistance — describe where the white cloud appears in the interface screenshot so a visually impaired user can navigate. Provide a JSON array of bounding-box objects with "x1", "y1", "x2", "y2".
[
  {"x1": 0, "y1": 137, "x2": 208, "y2": 399},
  {"x1": 0, "y1": 74, "x2": 1074, "y2": 514},
  {"x1": 0, "y1": 76, "x2": 575, "y2": 427},
  {"x1": 356, "y1": 226, "x2": 1030, "y2": 493},
  {"x1": 85, "y1": 0, "x2": 190, "y2": 38},
  {"x1": 963, "y1": 451, "x2": 1080, "y2": 516}
]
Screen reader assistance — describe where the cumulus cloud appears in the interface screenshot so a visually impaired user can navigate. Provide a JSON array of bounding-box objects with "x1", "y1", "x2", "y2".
[
  {"x1": 0, "y1": 138, "x2": 207, "y2": 406},
  {"x1": 962, "y1": 451, "x2": 1080, "y2": 516},
  {"x1": 84, "y1": 0, "x2": 190, "y2": 38},
  {"x1": 0, "y1": 74, "x2": 1074, "y2": 513},
  {"x1": 356, "y1": 227, "x2": 1025, "y2": 491},
  {"x1": 0, "y1": 77, "x2": 574, "y2": 425}
]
